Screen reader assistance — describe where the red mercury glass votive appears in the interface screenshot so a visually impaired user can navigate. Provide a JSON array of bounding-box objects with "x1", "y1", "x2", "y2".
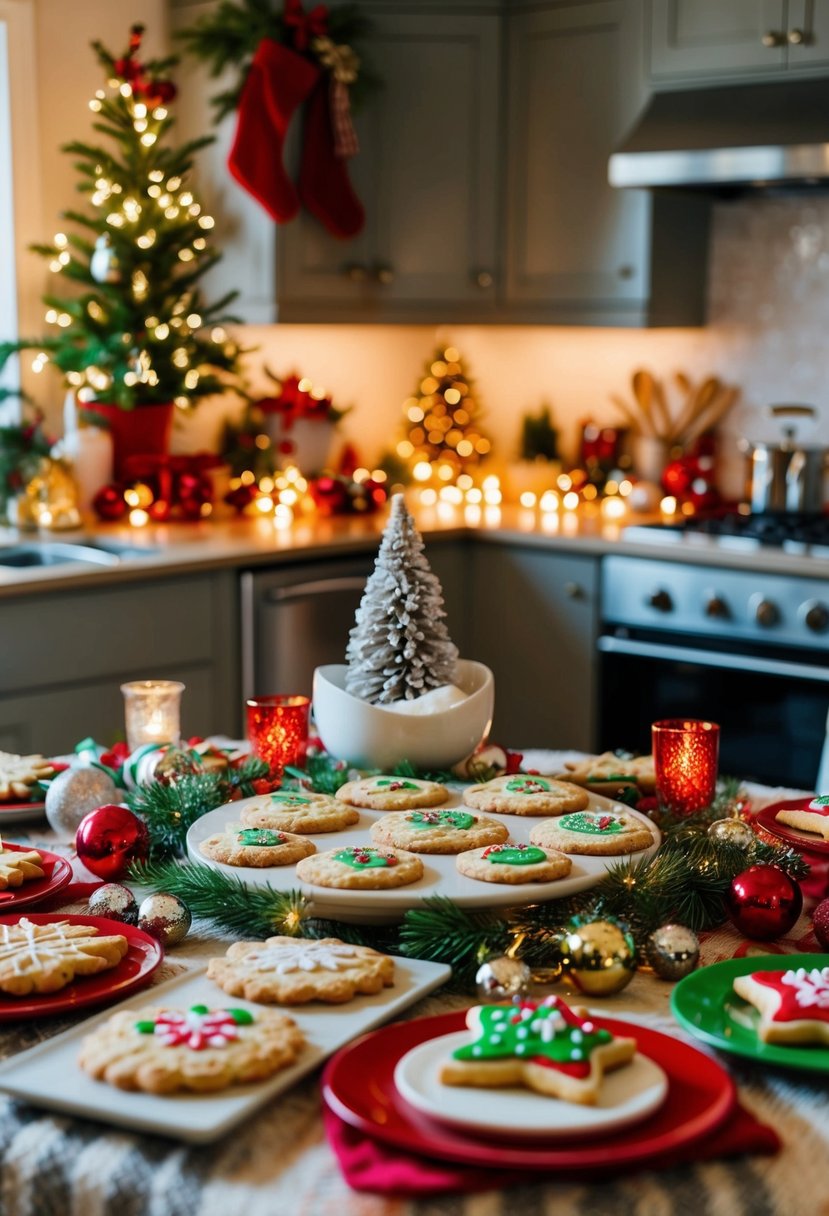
[
  {"x1": 652, "y1": 719, "x2": 720, "y2": 815},
  {"x1": 246, "y1": 695, "x2": 311, "y2": 776}
]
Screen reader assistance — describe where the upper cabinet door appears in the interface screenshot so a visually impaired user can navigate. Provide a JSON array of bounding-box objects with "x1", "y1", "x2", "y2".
[
  {"x1": 504, "y1": 1, "x2": 651, "y2": 320},
  {"x1": 787, "y1": 0, "x2": 829, "y2": 68},
  {"x1": 279, "y1": 10, "x2": 501, "y2": 319},
  {"x1": 649, "y1": 0, "x2": 789, "y2": 81}
]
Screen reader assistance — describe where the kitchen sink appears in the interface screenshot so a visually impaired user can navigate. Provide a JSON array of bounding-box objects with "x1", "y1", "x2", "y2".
[{"x1": 0, "y1": 541, "x2": 159, "y2": 568}]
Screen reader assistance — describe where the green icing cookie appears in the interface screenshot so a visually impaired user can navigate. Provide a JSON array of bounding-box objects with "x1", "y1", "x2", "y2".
[
  {"x1": 452, "y1": 997, "x2": 612, "y2": 1067},
  {"x1": 269, "y1": 793, "x2": 312, "y2": 807},
  {"x1": 334, "y1": 847, "x2": 398, "y2": 869},
  {"x1": 505, "y1": 777, "x2": 551, "y2": 794},
  {"x1": 236, "y1": 828, "x2": 285, "y2": 847},
  {"x1": 483, "y1": 844, "x2": 548, "y2": 866},
  {"x1": 558, "y1": 812, "x2": 625, "y2": 835},
  {"x1": 373, "y1": 779, "x2": 420, "y2": 791},
  {"x1": 406, "y1": 810, "x2": 476, "y2": 831}
]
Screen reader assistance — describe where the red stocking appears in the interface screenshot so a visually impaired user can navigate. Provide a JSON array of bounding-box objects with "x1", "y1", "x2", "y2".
[
  {"x1": 298, "y1": 78, "x2": 365, "y2": 239},
  {"x1": 228, "y1": 38, "x2": 319, "y2": 223}
]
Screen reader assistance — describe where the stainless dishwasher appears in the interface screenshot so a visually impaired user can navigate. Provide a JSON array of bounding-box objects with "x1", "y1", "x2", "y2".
[{"x1": 240, "y1": 559, "x2": 373, "y2": 702}]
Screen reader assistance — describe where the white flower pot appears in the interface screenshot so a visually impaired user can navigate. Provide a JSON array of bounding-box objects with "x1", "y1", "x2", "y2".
[{"x1": 265, "y1": 417, "x2": 337, "y2": 474}]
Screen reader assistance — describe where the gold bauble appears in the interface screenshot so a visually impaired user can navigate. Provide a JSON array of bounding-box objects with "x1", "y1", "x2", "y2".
[
  {"x1": 21, "y1": 457, "x2": 81, "y2": 530},
  {"x1": 558, "y1": 918, "x2": 637, "y2": 996}
]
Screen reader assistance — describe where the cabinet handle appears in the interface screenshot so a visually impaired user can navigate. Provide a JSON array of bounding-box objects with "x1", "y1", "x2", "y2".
[
  {"x1": 788, "y1": 27, "x2": 807, "y2": 44},
  {"x1": 475, "y1": 270, "x2": 495, "y2": 289},
  {"x1": 265, "y1": 577, "x2": 369, "y2": 604},
  {"x1": 761, "y1": 29, "x2": 786, "y2": 46},
  {"x1": 374, "y1": 265, "x2": 394, "y2": 286},
  {"x1": 344, "y1": 264, "x2": 369, "y2": 283},
  {"x1": 564, "y1": 582, "x2": 585, "y2": 600}
]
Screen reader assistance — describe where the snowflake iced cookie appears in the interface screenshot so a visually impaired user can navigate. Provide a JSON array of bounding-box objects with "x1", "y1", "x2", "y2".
[
  {"x1": 335, "y1": 777, "x2": 449, "y2": 811},
  {"x1": 732, "y1": 966, "x2": 829, "y2": 1045},
  {"x1": 462, "y1": 776, "x2": 589, "y2": 817},
  {"x1": 529, "y1": 811, "x2": 655, "y2": 856},
  {"x1": 295, "y1": 844, "x2": 424, "y2": 890},
  {"x1": 207, "y1": 936, "x2": 396, "y2": 1005},
  {"x1": 240, "y1": 791, "x2": 359, "y2": 834},
  {"x1": 455, "y1": 843, "x2": 572, "y2": 885},
  {"x1": 78, "y1": 1003, "x2": 305, "y2": 1093},
  {"x1": 198, "y1": 826, "x2": 315, "y2": 868},
  {"x1": 0, "y1": 841, "x2": 46, "y2": 890},
  {"x1": 369, "y1": 809, "x2": 508, "y2": 854},
  {"x1": 439, "y1": 995, "x2": 636, "y2": 1105},
  {"x1": 554, "y1": 752, "x2": 656, "y2": 794},
  {"x1": 775, "y1": 796, "x2": 829, "y2": 841},
  {"x1": 0, "y1": 918, "x2": 129, "y2": 996},
  {"x1": 0, "y1": 751, "x2": 56, "y2": 803}
]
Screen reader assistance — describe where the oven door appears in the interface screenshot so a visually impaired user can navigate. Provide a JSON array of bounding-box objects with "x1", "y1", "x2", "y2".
[{"x1": 598, "y1": 630, "x2": 829, "y2": 789}]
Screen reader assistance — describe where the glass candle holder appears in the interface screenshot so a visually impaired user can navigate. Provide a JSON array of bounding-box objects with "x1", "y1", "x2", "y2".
[
  {"x1": 652, "y1": 719, "x2": 720, "y2": 815},
  {"x1": 121, "y1": 680, "x2": 185, "y2": 752},
  {"x1": 246, "y1": 695, "x2": 310, "y2": 776}
]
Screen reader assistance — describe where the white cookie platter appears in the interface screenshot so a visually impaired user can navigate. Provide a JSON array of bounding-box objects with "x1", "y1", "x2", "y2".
[
  {"x1": 0, "y1": 955, "x2": 451, "y2": 1143},
  {"x1": 186, "y1": 789, "x2": 661, "y2": 923}
]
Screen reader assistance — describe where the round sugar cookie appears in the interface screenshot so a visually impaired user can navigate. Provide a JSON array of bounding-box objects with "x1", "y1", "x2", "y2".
[
  {"x1": 456, "y1": 843, "x2": 572, "y2": 885},
  {"x1": 370, "y1": 808, "x2": 508, "y2": 854},
  {"x1": 335, "y1": 776, "x2": 448, "y2": 811},
  {"x1": 530, "y1": 810, "x2": 655, "y2": 856},
  {"x1": 198, "y1": 826, "x2": 315, "y2": 868},
  {"x1": 295, "y1": 844, "x2": 424, "y2": 889},
  {"x1": 207, "y1": 936, "x2": 395, "y2": 1005},
  {"x1": 240, "y1": 791, "x2": 359, "y2": 834},
  {"x1": 462, "y1": 775, "x2": 589, "y2": 816}
]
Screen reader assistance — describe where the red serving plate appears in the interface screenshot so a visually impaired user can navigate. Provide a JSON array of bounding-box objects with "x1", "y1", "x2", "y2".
[
  {"x1": 755, "y1": 799, "x2": 829, "y2": 857},
  {"x1": 0, "y1": 842, "x2": 73, "y2": 911},
  {"x1": 0, "y1": 912, "x2": 164, "y2": 1019},
  {"x1": 322, "y1": 1010, "x2": 736, "y2": 1172}
]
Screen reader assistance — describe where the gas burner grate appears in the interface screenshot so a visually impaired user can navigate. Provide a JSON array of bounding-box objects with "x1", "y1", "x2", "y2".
[{"x1": 659, "y1": 512, "x2": 829, "y2": 547}]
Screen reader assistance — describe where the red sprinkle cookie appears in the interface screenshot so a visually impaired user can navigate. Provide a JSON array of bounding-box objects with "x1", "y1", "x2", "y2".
[{"x1": 733, "y1": 965, "x2": 829, "y2": 1045}]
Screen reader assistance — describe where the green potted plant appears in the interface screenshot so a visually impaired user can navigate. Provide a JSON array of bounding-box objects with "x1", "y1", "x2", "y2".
[
  {"x1": 507, "y1": 404, "x2": 562, "y2": 501},
  {"x1": 0, "y1": 26, "x2": 241, "y2": 479}
]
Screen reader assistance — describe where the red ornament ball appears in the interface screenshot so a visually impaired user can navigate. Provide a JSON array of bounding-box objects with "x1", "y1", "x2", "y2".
[
  {"x1": 93, "y1": 484, "x2": 128, "y2": 521},
  {"x1": 725, "y1": 864, "x2": 803, "y2": 941},
  {"x1": 813, "y1": 897, "x2": 829, "y2": 951},
  {"x1": 75, "y1": 805, "x2": 150, "y2": 881}
]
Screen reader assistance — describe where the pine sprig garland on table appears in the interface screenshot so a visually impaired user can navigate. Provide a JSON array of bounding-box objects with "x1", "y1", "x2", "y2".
[
  {"x1": 130, "y1": 859, "x2": 309, "y2": 935},
  {"x1": 127, "y1": 756, "x2": 269, "y2": 858}
]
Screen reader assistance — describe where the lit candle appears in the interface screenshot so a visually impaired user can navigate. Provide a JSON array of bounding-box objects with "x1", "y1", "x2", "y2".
[
  {"x1": 121, "y1": 680, "x2": 185, "y2": 751},
  {"x1": 246, "y1": 695, "x2": 310, "y2": 776},
  {"x1": 652, "y1": 719, "x2": 720, "y2": 815}
]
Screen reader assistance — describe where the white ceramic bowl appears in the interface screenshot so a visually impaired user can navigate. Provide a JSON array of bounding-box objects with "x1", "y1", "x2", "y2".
[{"x1": 312, "y1": 660, "x2": 495, "y2": 770}]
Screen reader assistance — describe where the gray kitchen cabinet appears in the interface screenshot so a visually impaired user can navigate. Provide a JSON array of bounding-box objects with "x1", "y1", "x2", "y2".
[
  {"x1": 468, "y1": 544, "x2": 599, "y2": 749},
  {"x1": 240, "y1": 540, "x2": 469, "y2": 703},
  {"x1": 0, "y1": 572, "x2": 238, "y2": 755},
  {"x1": 649, "y1": 0, "x2": 829, "y2": 83}
]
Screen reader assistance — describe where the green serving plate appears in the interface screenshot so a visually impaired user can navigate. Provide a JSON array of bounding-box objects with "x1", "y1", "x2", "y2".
[{"x1": 671, "y1": 953, "x2": 829, "y2": 1072}]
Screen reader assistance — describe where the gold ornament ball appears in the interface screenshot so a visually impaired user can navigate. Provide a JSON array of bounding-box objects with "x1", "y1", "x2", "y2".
[
  {"x1": 707, "y1": 818, "x2": 755, "y2": 850},
  {"x1": 475, "y1": 955, "x2": 532, "y2": 1001},
  {"x1": 559, "y1": 919, "x2": 637, "y2": 996}
]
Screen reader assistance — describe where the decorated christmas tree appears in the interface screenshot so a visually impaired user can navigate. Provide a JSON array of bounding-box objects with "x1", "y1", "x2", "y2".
[
  {"x1": 345, "y1": 494, "x2": 458, "y2": 703},
  {"x1": 0, "y1": 25, "x2": 240, "y2": 411},
  {"x1": 395, "y1": 345, "x2": 491, "y2": 484}
]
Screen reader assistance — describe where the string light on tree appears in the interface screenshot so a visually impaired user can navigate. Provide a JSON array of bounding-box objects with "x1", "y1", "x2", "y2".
[{"x1": 396, "y1": 347, "x2": 491, "y2": 486}]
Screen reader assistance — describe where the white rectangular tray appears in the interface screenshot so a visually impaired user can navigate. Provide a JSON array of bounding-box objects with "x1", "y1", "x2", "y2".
[{"x1": 0, "y1": 954, "x2": 451, "y2": 1143}]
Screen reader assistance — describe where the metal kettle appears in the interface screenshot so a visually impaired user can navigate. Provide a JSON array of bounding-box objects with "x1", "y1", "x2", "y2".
[{"x1": 741, "y1": 405, "x2": 827, "y2": 514}]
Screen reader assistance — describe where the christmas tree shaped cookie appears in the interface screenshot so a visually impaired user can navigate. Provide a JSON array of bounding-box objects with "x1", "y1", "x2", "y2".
[
  {"x1": 733, "y1": 965, "x2": 829, "y2": 1044},
  {"x1": 344, "y1": 494, "x2": 459, "y2": 705},
  {"x1": 439, "y1": 995, "x2": 636, "y2": 1104}
]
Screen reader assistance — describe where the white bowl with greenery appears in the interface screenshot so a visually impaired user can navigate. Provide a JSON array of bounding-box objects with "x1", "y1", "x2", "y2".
[{"x1": 312, "y1": 660, "x2": 494, "y2": 770}]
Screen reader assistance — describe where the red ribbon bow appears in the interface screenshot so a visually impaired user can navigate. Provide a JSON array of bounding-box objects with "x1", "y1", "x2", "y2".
[{"x1": 283, "y1": 0, "x2": 329, "y2": 51}]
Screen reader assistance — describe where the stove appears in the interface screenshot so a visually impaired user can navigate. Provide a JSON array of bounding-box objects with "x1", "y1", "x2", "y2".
[{"x1": 623, "y1": 511, "x2": 829, "y2": 555}]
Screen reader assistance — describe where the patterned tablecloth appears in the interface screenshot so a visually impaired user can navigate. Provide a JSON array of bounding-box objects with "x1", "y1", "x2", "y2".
[{"x1": 1, "y1": 753, "x2": 828, "y2": 1216}]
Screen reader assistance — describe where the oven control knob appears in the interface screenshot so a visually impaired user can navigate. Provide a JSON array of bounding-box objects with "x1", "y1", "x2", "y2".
[
  {"x1": 705, "y1": 594, "x2": 730, "y2": 619},
  {"x1": 755, "y1": 598, "x2": 779, "y2": 627},
  {"x1": 647, "y1": 589, "x2": 673, "y2": 612},
  {"x1": 803, "y1": 600, "x2": 829, "y2": 633}
]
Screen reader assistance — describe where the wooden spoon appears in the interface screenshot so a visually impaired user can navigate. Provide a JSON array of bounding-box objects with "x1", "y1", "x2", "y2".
[
  {"x1": 684, "y1": 386, "x2": 740, "y2": 444},
  {"x1": 632, "y1": 370, "x2": 656, "y2": 436},
  {"x1": 671, "y1": 376, "x2": 721, "y2": 446}
]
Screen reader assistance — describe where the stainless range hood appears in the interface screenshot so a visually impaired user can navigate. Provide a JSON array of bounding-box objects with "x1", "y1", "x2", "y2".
[{"x1": 609, "y1": 78, "x2": 829, "y2": 190}]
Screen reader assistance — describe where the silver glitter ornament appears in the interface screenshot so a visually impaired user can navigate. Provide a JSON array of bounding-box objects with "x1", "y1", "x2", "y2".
[
  {"x1": 707, "y1": 818, "x2": 755, "y2": 850},
  {"x1": 475, "y1": 955, "x2": 532, "y2": 1001},
  {"x1": 644, "y1": 923, "x2": 700, "y2": 981},
  {"x1": 88, "y1": 883, "x2": 138, "y2": 925},
  {"x1": 137, "y1": 893, "x2": 192, "y2": 947},
  {"x1": 45, "y1": 767, "x2": 119, "y2": 836}
]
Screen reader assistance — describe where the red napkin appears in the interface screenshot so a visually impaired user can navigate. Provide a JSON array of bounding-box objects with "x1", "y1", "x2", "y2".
[{"x1": 323, "y1": 1102, "x2": 780, "y2": 1196}]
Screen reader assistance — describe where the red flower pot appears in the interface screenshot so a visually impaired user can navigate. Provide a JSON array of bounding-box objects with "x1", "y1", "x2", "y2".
[{"x1": 85, "y1": 402, "x2": 174, "y2": 479}]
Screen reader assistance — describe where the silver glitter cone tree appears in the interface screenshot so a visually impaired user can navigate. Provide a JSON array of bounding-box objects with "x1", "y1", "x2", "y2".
[{"x1": 345, "y1": 494, "x2": 459, "y2": 704}]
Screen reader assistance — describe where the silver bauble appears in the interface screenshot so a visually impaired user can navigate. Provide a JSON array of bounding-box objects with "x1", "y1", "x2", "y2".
[
  {"x1": 707, "y1": 818, "x2": 755, "y2": 850},
  {"x1": 475, "y1": 954, "x2": 532, "y2": 1001},
  {"x1": 45, "y1": 767, "x2": 119, "y2": 836},
  {"x1": 644, "y1": 923, "x2": 700, "y2": 981},
  {"x1": 137, "y1": 893, "x2": 192, "y2": 947},
  {"x1": 88, "y1": 882, "x2": 138, "y2": 925},
  {"x1": 558, "y1": 919, "x2": 637, "y2": 996}
]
